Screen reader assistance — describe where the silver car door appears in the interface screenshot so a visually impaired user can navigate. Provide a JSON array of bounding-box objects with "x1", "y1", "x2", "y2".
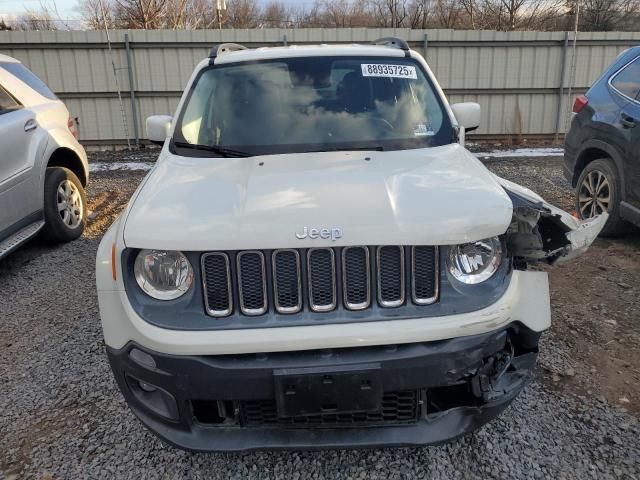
[{"x1": 0, "y1": 84, "x2": 40, "y2": 235}]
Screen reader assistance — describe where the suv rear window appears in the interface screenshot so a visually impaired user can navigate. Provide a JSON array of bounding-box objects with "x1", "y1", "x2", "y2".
[
  {"x1": 611, "y1": 57, "x2": 640, "y2": 101},
  {"x1": 174, "y1": 56, "x2": 453, "y2": 156},
  {"x1": 0, "y1": 62, "x2": 57, "y2": 100}
]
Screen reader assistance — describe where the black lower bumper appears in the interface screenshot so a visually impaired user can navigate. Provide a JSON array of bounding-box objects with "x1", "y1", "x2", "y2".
[{"x1": 106, "y1": 323, "x2": 540, "y2": 451}]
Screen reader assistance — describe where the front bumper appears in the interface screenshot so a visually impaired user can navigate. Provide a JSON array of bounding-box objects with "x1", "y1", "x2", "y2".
[
  {"x1": 98, "y1": 270, "x2": 550, "y2": 355},
  {"x1": 107, "y1": 324, "x2": 539, "y2": 451}
]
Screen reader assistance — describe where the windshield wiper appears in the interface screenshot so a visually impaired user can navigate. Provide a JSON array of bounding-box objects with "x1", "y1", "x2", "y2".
[{"x1": 173, "y1": 141, "x2": 252, "y2": 157}]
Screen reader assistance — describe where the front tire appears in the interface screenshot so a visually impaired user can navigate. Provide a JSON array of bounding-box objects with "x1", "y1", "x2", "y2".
[
  {"x1": 41, "y1": 167, "x2": 87, "y2": 244},
  {"x1": 575, "y1": 158, "x2": 627, "y2": 237}
]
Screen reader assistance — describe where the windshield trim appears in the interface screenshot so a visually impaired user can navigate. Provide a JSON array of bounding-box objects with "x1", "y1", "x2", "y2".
[{"x1": 171, "y1": 56, "x2": 455, "y2": 158}]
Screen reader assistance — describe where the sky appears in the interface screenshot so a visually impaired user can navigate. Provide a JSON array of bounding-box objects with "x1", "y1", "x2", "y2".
[
  {"x1": 0, "y1": 0, "x2": 80, "y2": 23},
  {"x1": 0, "y1": 0, "x2": 315, "y2": 24}
]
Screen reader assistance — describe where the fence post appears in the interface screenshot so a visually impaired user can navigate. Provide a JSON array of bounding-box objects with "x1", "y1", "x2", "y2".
[
  {"x1": 554, "y1": 31, "x2": 569, "y2": 142},
  {"x1": 125, "y1": 32, "x2": 140, "y2": 148},
  {"x1": 283, "y1": 34, "x2": 288, "y2": 46},
  {"x1": 423, "y1": 33, "x2": 428, "y2": 58}
]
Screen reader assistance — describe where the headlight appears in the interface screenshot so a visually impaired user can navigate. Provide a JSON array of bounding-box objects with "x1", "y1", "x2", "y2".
[
  {"x1": 447, "y1": 237, "x2": 502, "y2": 284},
  {"x1": 134, "y1": 250, "x2": 194, "y2": 300}
]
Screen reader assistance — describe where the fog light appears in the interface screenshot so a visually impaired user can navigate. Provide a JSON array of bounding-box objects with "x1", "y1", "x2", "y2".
[{"x1": 125, "y1": 374, "x2": 179, "y2": 420}]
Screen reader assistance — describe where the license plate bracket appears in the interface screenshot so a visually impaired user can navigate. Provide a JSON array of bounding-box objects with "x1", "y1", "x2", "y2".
[{"x1": 273, "y1": 364, "x2": 382, "y2": 418}]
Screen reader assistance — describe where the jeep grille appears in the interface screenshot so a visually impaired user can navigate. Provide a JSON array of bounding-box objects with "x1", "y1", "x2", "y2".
[{"x1": 201, "y1": 246, "x2": 438, "y2": 318}]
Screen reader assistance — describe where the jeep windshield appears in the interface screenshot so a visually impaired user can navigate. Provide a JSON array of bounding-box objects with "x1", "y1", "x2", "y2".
[{"x1": 173, "y1": 56, "x2": 454, "y2": 157}]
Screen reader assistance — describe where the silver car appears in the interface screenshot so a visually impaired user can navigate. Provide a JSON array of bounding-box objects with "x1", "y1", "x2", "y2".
[{"x1": 0, "y1": 54, "x2": 88, "y2": 258}]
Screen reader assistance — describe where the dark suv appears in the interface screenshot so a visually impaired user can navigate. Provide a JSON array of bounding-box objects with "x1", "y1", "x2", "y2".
[{"x1": 564, "y1": 46, "x2": 640, "y2": 236}]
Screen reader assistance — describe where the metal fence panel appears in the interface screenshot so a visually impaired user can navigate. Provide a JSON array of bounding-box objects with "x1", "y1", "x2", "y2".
[{"x1": 1, "y1": 28, "x2": 639, "y2": 144}]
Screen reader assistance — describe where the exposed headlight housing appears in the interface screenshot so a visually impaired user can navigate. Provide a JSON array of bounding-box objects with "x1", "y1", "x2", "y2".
[
  {"x1": 134, "y1": 250, "x2": 194, "y2": 300},
  {"x1": 447, "y1": 237, "x2": 502, "y2": 284}
]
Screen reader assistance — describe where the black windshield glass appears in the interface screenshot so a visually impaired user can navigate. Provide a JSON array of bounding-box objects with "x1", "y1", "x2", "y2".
[{"x1": 173, "y1": 56, "x2": 454, "y2": 156}]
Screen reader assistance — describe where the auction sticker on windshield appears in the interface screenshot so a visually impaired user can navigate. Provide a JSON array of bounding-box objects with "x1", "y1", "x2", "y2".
[{"x1": 361, "y1": 64, "x2": 417, "y2": 79}]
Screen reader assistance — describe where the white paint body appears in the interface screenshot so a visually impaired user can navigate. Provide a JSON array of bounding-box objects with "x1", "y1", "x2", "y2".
[
  {"x1": 0, "y1": 54, "x2": 88, "y2": 244},
  {"x1": 96, "y1": 45, "x2": 599, "y2": 355},
  {"x1": 123, "y1": 143, "x2": 513, "y2": 251}
]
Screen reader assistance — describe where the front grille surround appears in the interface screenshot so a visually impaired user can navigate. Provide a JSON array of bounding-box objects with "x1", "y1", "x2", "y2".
[
  {"x1": 236, "y1": 251, "x2": 268, "y2": 316},
  {"x1": 341, "y1": 246, "x2": 371, "y2": 310},
  {"x1": 201, "y1": 252, "x2": 233, "y2": 317},
  {"x1": 307, "y1": 248, "x2": 337, "y2": 312},
  {"x1": 376, "y1": 246, "x2": 405, "y2": 308},
  {"x1": 411, "y1": 246, "x2": 439, "y2": 305},
  {"x1": 272, "y1": 249, "x2": 303, "y2": 314}
]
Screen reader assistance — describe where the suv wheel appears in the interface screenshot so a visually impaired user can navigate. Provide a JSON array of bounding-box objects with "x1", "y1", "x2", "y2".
[
  {"x1": 41, "y1": 167, "x2": 87, "y2": 244},
  {"x1": 575, "y1": 158, "x2": 627, "y2": 237}
]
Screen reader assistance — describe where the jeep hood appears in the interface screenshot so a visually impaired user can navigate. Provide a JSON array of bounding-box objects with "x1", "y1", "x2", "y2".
[{"x1": 123, "y1": 144, "x2": 515, "y2": 251}]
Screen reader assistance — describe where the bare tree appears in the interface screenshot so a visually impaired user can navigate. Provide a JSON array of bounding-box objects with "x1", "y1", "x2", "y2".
[
  {"x1": 11, "y1": 1, "x2": 74, "y2": 30},
  {"x1": 459, "y1": 0, "x2": 477, "y2": 28},
  {"x1": 517, "y1": 0, "x2": 565, "y2": 31},
  {"x1": 261, "y1": 1, "x2": 291, "y2": 27},
  {"x1": 79, "y1": 0, "x2": 115, "y2": 29},
  {"x1": 368, "y1": 0, "x2": 409, "y2": 27},
  {"x1": 113, "y1": 0, "x2": 167, "y2": 29},
  {"x1": 225, "y1": 0, "x2": 262, "y2": 28},
  {"x1": 578, "y1": 0, "x2": 640, "y2": 31},
  {"x1": 290, "y1": 0, "x2": 323, "y2": 27},
  {"x1": 75, "y1": 0, "x2": 640, "y2": 31},
  {"x1": 500, "y1": 0, "x2": 528, "y2": 30},
  {"x1": 317, "y1": 0, "x2": 371, "y2": 27},
  {"x1": 406, "y1": 0, "x2": 434, "y2": 28},
  {"x1": 14, "y1": 12, "x2": 58, "y2": 30},
  {"x1": 433, "y1": 0, "x2": 462, "y2": 27}
]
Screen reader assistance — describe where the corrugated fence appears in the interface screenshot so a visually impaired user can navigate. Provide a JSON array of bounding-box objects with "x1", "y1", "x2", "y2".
[{"x1": 1, "y1": 28, "x2": 639, "y2": 145}]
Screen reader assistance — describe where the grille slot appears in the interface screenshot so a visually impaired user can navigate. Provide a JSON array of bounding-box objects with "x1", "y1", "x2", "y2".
[
  {"x1": 377, "y1": 246, "x2": 405, "y2": 307},
  {"x1": 240, "y1": 390, "x2": 419, "y2": 427},
  {"x1": 412, "y1": 246, "x2": 439, "y2": 304},
  {"x1": 272, "y1": 249, "x2": 302, "y2": 314},
  {"x1": 307, "y1": 248, "x2": 337, "y2": 312},
  {"x1": 201, "y1": 253, "x2": 232, "y2": 317},
  {"x1": 237, "y1": 251, "x2": 267, "y2": 315},
  {"x1": 342, "y1": 246, "x2": 370, "y2": 310}
]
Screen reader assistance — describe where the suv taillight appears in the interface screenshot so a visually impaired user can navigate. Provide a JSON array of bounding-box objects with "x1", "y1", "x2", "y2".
[
  {"x1": 68, "y1": 117, "x2": 79, "y2": 140},
  {"x1": 572, "y1": 95, "x2": 589, "y2": 114}
]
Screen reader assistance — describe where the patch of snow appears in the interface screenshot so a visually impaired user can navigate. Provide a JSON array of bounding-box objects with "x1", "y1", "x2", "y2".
[
  {"x1": 89, "y1": 162, "x2": 154, "y2": 172},
  {"x1": 475, "y1": 148, "x2": 564, "y2": 158}
]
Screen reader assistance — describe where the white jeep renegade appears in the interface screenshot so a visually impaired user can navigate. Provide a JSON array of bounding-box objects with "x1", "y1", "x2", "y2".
[{"x1": 96, "y1": 39, "x2": 605, "y2": 451}]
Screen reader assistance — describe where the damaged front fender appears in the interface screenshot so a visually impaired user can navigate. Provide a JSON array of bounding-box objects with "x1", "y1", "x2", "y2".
[{"x1": 495, "y1": 176, "x2": 607, "y2": 264}]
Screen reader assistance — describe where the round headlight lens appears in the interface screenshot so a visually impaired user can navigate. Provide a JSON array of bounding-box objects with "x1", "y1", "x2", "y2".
[
  {"x1": 447, "y1": 237, "x2": 502, "y2": 284},
  {"x1": 134, "y1": 250, "x2": 194, "y2": 300}
]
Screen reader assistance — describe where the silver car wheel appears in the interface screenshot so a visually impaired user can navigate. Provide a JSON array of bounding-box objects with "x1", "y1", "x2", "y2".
[
  {"x1": 57, "y1": 179, "x2": 83, "y2": 229},
  {"x1": 578, "y1": 170, "x2": 611, "y2": 218}
]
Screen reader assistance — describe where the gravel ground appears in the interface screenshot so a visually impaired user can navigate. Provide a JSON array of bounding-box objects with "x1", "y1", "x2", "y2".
[{"x1": 0, "y1": 153, "x2": 639, "y2": 479}]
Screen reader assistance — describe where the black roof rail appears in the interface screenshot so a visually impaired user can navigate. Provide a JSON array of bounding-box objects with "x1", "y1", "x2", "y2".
[
  {"x1": 208, "y1": 43, "x2": 248, "y2": 65},
  {"x1": 372, "y1": 37, "x2": 410, "y2": 57}
]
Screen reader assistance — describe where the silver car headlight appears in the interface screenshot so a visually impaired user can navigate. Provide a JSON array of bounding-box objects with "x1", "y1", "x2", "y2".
[
  {"x1": 134, "y1": 249, "x2": 194, "y2": 300},
  {"x1": 447, "y1": 237, "x2": 502, "y2": 284}
]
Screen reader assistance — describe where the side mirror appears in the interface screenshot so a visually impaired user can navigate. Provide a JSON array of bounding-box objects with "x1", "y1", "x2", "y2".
[
  {"x1": 450, "y1": 102, "x2": 481, "y2": 132},
  {"x1": 146, "y1": 115, "x2": 173, "y2": 146}
]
